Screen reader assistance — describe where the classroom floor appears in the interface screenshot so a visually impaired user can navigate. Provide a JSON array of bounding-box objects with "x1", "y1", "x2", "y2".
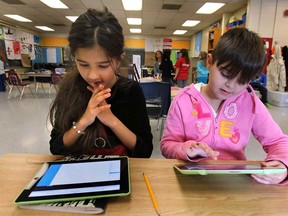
[{"x1": 1, "y1": 85, "x2": 288, "y2": 160}]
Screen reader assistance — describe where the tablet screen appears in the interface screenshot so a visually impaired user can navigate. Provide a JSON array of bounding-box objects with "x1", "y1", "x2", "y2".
[
  {"x1": 174, "y1": 163, "x2": 286, "y2": 175},
  {"x1": 15, "y1": 157, "x2": 130, "y2": 205},
  {"x1": 182, "y1": 164, "x2": 261, "y2": 170}
]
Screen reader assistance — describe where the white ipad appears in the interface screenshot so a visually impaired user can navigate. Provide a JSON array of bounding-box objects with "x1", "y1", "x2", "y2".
[
  {"x1": 15, "y1": 157, "x2": 130, "y2": 205},
  {"x1": 174, "y1": 163, "x2": 286, "y2": 175}
]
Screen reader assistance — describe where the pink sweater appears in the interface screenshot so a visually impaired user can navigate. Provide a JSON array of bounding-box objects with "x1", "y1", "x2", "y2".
[{"x1": 161, "y1": 84, "x2": 288, "y2": 178}]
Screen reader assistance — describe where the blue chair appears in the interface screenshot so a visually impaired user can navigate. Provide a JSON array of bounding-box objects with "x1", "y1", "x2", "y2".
[{"x1": 140, "y1": 81, "x2": 171, "y2": 132}]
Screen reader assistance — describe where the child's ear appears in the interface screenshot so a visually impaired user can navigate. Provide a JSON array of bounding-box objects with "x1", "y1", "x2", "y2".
[{"x1": 206, "y1": 53, "x2": 213, "y2": 69}]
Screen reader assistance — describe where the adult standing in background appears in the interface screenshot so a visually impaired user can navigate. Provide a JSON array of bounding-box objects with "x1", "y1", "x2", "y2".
[
  {"x1": 160, "y1": 50, "x2": 174, "y2": 84},
  {"x1": 174, "y1": 48, "x2": 190, "y2": 88},
  {"x1": 196, "y1": 51, "x2": 209, "y2": 84},
  {"x1": 153, "y1": 50, "x2": 162, "y2": 78}
]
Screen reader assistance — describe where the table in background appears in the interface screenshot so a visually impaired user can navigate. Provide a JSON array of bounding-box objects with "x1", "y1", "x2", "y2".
[
  {"x1": 23, "y1": 72, "x2": 52, "y2": 93},
  {"x1": 1, "y1": 153, "x2": 288, "y2": 216}
]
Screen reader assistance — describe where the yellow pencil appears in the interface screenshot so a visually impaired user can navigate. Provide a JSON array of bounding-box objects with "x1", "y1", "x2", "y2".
[{"x1": 143, "y1": 172, "x2": 160, "y2": 216}]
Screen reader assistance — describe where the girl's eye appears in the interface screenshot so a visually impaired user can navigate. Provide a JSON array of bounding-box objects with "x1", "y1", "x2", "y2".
[
  {"x1": 79, "y1": 64, "x2": 89, "y2": 67},
  {"x1": 99, "y1": 64, "x2": 109, "y2": 69}
]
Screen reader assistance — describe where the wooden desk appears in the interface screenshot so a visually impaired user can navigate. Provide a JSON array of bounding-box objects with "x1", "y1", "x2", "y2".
[{"x1": 1, "y1": 154, "x2": 287, "y2": 216}]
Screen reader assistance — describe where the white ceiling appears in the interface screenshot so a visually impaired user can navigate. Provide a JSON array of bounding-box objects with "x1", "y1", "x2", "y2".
[{"x1": 0, "y1": 0, "x2": 248, "y2": 38}]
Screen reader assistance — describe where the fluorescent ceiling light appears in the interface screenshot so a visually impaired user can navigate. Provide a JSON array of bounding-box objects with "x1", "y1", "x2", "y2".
[
  {"x1": 182, "y1": 20, "x2": 200, "y2": 27},
  {"x1": 127, "y1": 18, "x2": 142, "y2": 25},
  {"x1": 173, "y1": 30, "x2": 187, "y2": 35},
  {"x1": 35, "y1": 26, "x2": 55, "y2": 31},
  {"x1": 40, "y1": 0, "x2": 68, "y2": 9},
  {"x1": 196, "y1": 2, "x2": 225, "y2": 14},
  {"x1": 122, "y1": 0, "x2": 142, "y2": 10},
  {"x1": 130, "y1": 28, "x2": 142, "y2": 33},
  {"x1": 66, "y1": 16, "x2": 78, "y2": 22},
  {"x1": 4, "y1": 14, "x2": 32, "y2": 22}
]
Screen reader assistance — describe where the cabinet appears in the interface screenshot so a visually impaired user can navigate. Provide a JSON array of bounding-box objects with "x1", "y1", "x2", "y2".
[{"x1": 208, "y1": 28, "x2": 222, "y2": 53}]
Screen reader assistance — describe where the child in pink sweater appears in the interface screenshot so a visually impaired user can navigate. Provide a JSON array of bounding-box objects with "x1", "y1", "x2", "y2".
[{"x1": 161, "y1": 28, "x2": 288, "y2": 185}]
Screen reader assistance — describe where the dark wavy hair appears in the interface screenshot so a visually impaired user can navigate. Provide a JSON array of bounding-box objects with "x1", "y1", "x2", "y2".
[
  {"x1": 212, "y1": 28, "x2": 266, "y2": 84},
  {"x1": 180, "y1": 48, "x2": 190, "y2": 64},
  {"x1": 48, "y1": 8, "x2": 124, "y2": 154}
]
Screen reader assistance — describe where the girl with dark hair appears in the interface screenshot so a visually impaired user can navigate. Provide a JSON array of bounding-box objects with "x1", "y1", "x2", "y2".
[
  {"x1": 49, "y1": 8, "x2": 153, "y2": 158},
  {"x1": 174, "y1": 48, "x2": 190, "y2": 88}
]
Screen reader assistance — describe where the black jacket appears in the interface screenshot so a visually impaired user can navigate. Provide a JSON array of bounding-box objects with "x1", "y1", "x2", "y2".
[
  {"x1": 160, "y1": 59, "x2": 174, "y2": 80},
  {"x1": 49, "y1": 75, "x2": 153, "y2": 158}
]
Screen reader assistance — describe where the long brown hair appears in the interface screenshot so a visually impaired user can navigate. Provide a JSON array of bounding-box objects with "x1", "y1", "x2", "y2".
[{"x1": 49, "y1": 8, "x2": 124, "y2": 154}]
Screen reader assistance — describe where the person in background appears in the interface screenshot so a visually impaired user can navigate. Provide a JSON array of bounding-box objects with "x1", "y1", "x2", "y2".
[
  {"x1": 196, "y1": 51, "x2": 209, "y2": 84},
  {"x1": 250, "y1": 72, "x2": 271, "y2": 108},
  {"x1": 160, "y1": 50, "x2": 174, "y2": 84},
  {"x1": 49, "y1": 8, "x2": 153, "y2": 158},
  {"x1": 0, "y1": 56, "x2": 6, "y2": 92},
  {"x1": 174, "y1": 48, "x2": 190, "y2": 88},
  {"x1": 153, "y1": 50, "x2": 162, "y2": 78},
  {"x1": 161, "y1": 28, "x2": 288, "y2": 185}
]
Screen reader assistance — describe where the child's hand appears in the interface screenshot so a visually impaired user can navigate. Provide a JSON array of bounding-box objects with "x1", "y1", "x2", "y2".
[
  {"x1": 251, "y1": 161, "x2": 287, "y2": 184},
  {"x1": 82, "y1": 83, "x2": 112, "y2": 126},
  {"x1": 183, "y1": 141, "x2": 219, "y2": 160}
]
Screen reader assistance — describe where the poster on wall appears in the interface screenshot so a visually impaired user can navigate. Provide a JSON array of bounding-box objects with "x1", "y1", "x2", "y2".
[
  {"x1": 34, "y1": 46, "x2": 42, "y2": 63},
  {"x1": 145, "y1": 38, "x2": 163, "y2": 52},
  {"x1": 16, "y1": 29, "x2": 33, "y2": 44},
  {"x1": 5, "y1": 40, "x2": 21, "y2": 59},
  {"x1": 21, "y1": 42, "x2": 35, "y2": 60},
  {"x1": 4, "y1": 26, "x2": 16, "y2": 41},
  {"x1": 34, "y1": 35, "x2": 40, "y2": 45},
  {"x1": 13, "y1": 41, "x2": 20, "y2": 55},
  {"x1": 47, "y1": 48, "x2": 57, "y2": 63},
  {"x1": 21, "y1": 54, "x2": 31, "y2": 67}
]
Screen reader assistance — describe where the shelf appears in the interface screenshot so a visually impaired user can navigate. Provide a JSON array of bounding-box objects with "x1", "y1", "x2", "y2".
[{"x1": 208, "y1": 28, "x2": 222, "y2": 52}]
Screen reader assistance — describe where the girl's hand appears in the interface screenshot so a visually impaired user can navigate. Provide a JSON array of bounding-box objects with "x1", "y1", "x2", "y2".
[
  {"x1": 80, "y1": 83, "x2": 112, "y2": 127},
  {"x1": 87, "y1": 83, "x2": 116, "y2": 127},
  {"x1": 251, "y1": 161, "x2": 287, "y2": 184},
  {"x1": 183, "y1": 141, "x2": 219, "y2": 160}
]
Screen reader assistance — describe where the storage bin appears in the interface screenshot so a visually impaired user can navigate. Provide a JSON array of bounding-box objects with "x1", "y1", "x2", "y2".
[{"x1": 267, "y1": 90, "x2": 288, "y2": 107}]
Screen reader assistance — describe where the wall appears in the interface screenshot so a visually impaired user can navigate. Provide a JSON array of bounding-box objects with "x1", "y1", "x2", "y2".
[
  {"x1": 41, "y1": 36, "x2": 190, "y2": 50},
  {"x1": 247, "y1": 0, "x2": 288, "y2": 46},
  {"x1": 41, "y1": 36, "x2": 68, "y2": 47}
]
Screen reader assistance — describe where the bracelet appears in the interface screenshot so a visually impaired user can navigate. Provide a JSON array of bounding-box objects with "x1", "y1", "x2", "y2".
[{"x1": 72, "y1": 121, "x2": 85, "y2": 135}]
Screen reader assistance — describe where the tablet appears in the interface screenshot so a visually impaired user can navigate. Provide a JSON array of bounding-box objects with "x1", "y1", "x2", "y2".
[
  {"x1": 15, "y1": 157, "x2": 130, "y2": 205},
  {"x1": 174, "y1": 163, "x2": 286, "y2": 175}
]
